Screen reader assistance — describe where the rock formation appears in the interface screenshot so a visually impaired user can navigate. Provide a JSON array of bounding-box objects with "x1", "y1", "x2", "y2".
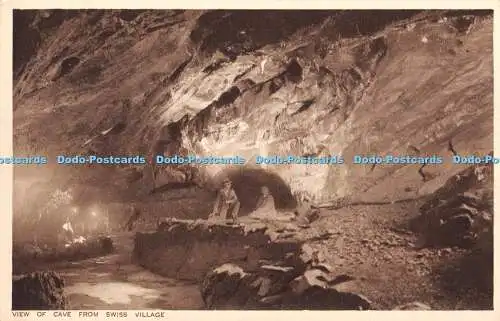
[
  {"x1": 201, "y1": 262, "x2": 372, "y2": 310},
  {"x1": 134, "y1": 218, "x2": 371, "y2": 309},
  {"x1": 13, "y1": 236, "x2": 114, "y2": 274},
  {"x1": 12, "y1": 271, "x2": 68, "y2": 310},
  {"x1": 134, "y1": 218, "x2": 304, "y2": 280},
  {"x1": 13, "y1": 10, "x2": 493, "y2": 210},
  {"x1": 11, "y1": 9, "x2": 494, "y2": 310},
  {"x1": 411, "y1": 162, "x2": 493, "y2": 248}
]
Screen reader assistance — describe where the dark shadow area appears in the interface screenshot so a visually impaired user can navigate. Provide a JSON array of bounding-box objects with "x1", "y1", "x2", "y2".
[
  {"x1": 13, "y1": 11, "x2": 41, "y2": 77},
  {"x1": 215, "y1": 86, "x2": 241, "y2": 107},
  {"x1": 213, "y1": 167, "x2": 297, "y2": 215},
  {"x1": 443, "y1": 10, "x2": 493, "y2": 17},
  {"x1": 67, "y1": 57, "x2": 104, "y2": 85},
  {"x1": 149, "y1": 182, "x2": 199, "y2": 194},
  {"x1": 12, "y1": 271, "x2": 68, "y2": 310},
  {"x1": 432, "y1": 245, "x2": 493, "y2": 309},
  {"x1": 118, "y1": 10, "x2": 147, "y2": 21},
  {"x1": 58, "y1": 56, "x2": 80, "y2": 78},
  {"x1": 13, "y1": 10, "x2": 79, "y2": 76},
  {"x1": 189, "y1": 10, "x2": 425, "y2": 59},
  {"x1": 332, "y1": 10, "x2": 423, "y2": 37},
  {"x1": 190, "y1": 10, "x2": 334, "y2": 57},
  {"x1": 284, "y1": 58, "x2": 303, "y2": 83}
]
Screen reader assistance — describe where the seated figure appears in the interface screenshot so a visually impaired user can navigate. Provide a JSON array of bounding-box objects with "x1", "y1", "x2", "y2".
[
  {"x1": 248, "y1": 186, "x2": 277, "y2": 220},
  {"x1": 248, "y1": 186, "x2": 295, "y2": 222}
]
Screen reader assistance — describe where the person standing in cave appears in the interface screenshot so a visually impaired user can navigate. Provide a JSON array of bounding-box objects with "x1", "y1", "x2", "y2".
[{"x1": 209, "y1": 178, "x2": 240, "y2": 223}]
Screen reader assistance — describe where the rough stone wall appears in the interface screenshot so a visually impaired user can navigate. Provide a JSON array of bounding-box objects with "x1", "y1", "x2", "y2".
[{"x1": 133, "y1": 218, "x2": 304, "y2": 281}]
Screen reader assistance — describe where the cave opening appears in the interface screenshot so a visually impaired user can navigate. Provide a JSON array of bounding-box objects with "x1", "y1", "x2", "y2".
[
  {"x1": 212, "y1": 167, "x2": 297, "y2": 216},
  {"x1": 57, "y1": 56, "x2": 80, "y2": 79}
]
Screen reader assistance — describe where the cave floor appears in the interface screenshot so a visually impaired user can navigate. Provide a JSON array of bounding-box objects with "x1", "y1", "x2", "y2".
[
  {"x1": 14, "y1": 199, "x2": 492, "y2": 310},
  {"x1": 305, "y1": 201, "x2": 492, "y2": 310},
  {"x1": 45, "y1": 232, "x2": 204, "y2": 310}
]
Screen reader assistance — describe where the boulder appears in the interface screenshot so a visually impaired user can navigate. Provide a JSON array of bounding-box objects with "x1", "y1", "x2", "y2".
[
  {"x1": 289, "y1": 269, "x2": 331, "y2": 295},
  {"x1": 258, "y1": 265, "x2": 297, "y2": 295},
  {"x1": 12, "y1": 271, "x2": 68, "y2": 310},
  {"x1": 201, "y1": 263, "x2": 371, "y2": 310},
  {"x1": 200, "y1": 263, "x2": 259, "y2": 309},
  {"x1": 413, "y1": 165, "x2": 493, "y2": 248}
]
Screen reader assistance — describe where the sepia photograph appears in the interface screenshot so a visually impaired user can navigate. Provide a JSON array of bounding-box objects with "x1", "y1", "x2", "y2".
[{"x1": 10, "y1": 7, "x2": 494, "y2": 312}]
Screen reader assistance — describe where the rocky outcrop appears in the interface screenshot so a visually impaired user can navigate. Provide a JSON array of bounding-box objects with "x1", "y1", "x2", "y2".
[
  {"x1": 12, "y1": 271, "x2": 68, "y2": 310},
  {"x1": 406, "y1": 161, "x2": 494, "y2": 307},
  {"x1": 133, "y1": 218, "x2": 306, "y2": 281},
  {"x1": 411, "y1": 163, "x2": 493, "y2": 248},
  {"x1": 200, "y1": 262, "x2": 372, "y2": 310},
  {"x1": 134, "y1": 218, "x2": 371, "y2": 309}
]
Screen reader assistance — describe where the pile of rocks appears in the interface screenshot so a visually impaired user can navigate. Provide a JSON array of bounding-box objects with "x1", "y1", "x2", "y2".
[{"x1": 200, "y1": 244, "x2": 372, "y2": 310}]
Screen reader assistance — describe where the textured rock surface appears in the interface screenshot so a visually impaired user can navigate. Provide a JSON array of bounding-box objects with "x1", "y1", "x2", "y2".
[
  {"x1": 11, "y1": 9, "x2": 494, "y2": 311},
  {"x1": 13, "y1": 10, "x2": 493, "y2": 207},
  {"x1": 201, "y1": 263, "x2": 372, "y2": 310},
  {"x1": 12, "y1": 271, "x2": 68, "y2": 310},
  {"x1": 134, "y1": 218, "x2": 370, "y2": 309},
  {"x1": 133, "y1": 218, "x2": 306, "y2": 281},
  {"x1": 411, "y1": 163, "x2": 493, "y2": 248},
  {"x1": 12, "y1": 236, "x2": 115, "y2": 274}
]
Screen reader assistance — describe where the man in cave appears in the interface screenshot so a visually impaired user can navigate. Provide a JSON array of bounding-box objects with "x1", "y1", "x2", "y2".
[{"x1": 209, "y1": 178, "x2": 240, "y2": 223}]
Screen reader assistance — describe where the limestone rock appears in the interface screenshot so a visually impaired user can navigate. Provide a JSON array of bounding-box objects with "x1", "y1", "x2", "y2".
[
  {"x1": 290, "y1": 269, "x2": 330, "y2": 295},
  {"x1": 12, "y1": 271, "x2": 68, "y2": 310},
  {"x1": 135, "y1": 218, "x2": 303, "y2": 281},
  {"x1": 201, "y1": 262, "x2": 370, "y2": 310},
  {"x1": 14, "y1": 236, "x2": 114, "y2": 266},
  {"x1": 200, "y1": 263, "x2": 256, "y2": 309},
  {"x1": 413, "y1": 164, "x2": 493, "y2": 248}
]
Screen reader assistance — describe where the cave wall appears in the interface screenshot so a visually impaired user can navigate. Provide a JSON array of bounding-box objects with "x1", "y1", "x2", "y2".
[{"x1": 12, "y1": 10, "x2": 494, "y2": 210}]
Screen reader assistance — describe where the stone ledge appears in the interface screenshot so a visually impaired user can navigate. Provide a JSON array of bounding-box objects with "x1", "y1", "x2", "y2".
[{"x1": 133, "y1": 218, "x2": 307, "y2": 281}]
